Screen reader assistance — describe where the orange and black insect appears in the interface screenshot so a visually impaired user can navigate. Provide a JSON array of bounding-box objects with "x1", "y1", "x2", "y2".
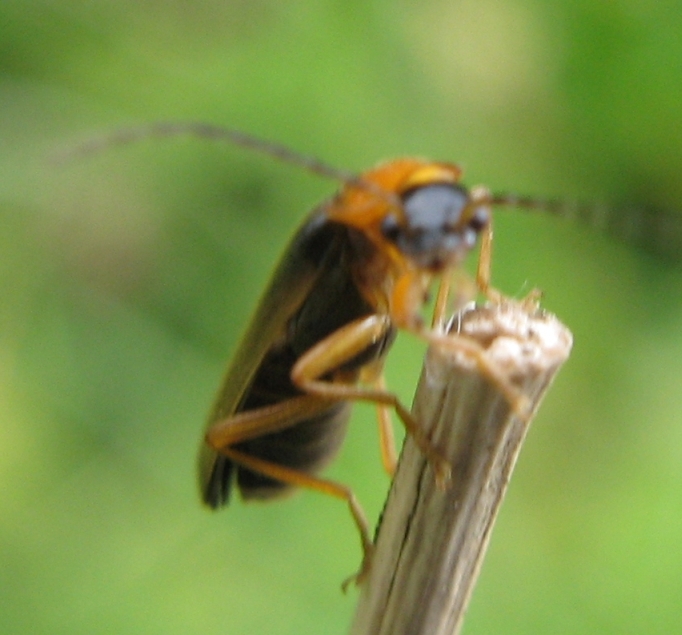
[
  {"x1": 200, "y1": 156, "x2": 499, "y2": 585},
  {"x1": 64, "y1": 122, "x2": 682, "y2": 586}
]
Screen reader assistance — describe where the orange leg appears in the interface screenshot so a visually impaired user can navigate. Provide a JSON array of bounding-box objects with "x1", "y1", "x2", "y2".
[
  {"x1": 423, "y1": 328, "x2": 531, "y2": 419},
  {"x1": 291, "y1": 314, "x2": 452, "y2": 486},
  {"x1": 373, "y1": 375, "x2": 398, "y2": 476},
  {"x1": 432, "y1": 273, "x2": 452, "y2": 330},
  {"x1": 476, "y1": 221, "x2": 493, "y2": 295},
  {"x1": 205, "y1": 394, "x2": 374, "y2": 589},
  {"x1": 206, "y1": 393, "x2": 333, "y2": 449},
  {"x1": 218, "y1": 445, "x2": 374, "y2": 590}
]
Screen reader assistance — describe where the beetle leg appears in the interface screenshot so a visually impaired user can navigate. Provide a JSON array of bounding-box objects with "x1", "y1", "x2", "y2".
[
  {"x1": 218, "y1": 445, "x2": 374, "y2": 591},
  {"x1": 423, "y1": 328, "x2": 531, "y2": 419},
  {"x1": 292, "y1": 314, "x2": 392, "y2": 383},
  {"x1": 206, "y1": 393, "x2": 334, "y2": 448},
  {"x1": 373, "y1": 375, "x2": 398, "y2": 476},
  {"x1": 206, "y1": 396, "x2": 375, "y2": 588},
  {"x1": 291, "y1": 314, "x2": 452, "y2": 487},
  {"x1": 433, "y1": 268, "x2": 479, "y2": 331},
  {"x1": 432, "y1": 273, "x2": 452, "y2": 330},
  {"x1": 476, "y1": 218, "x2": 492, "y2": 295},
  {"x1": 476, "y1": 217, "x2": 505, "y2": 303},
  {"x1": 358, "y1": 362, "x2": 398, "y2": 476},
  {"x1": 377, "y1": 404, "x2": 397, "y2": 476}
]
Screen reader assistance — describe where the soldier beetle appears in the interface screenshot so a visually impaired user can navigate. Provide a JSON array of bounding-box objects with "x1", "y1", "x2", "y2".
[{"x1": 64, "y1": 122, "x2": 682, "y2": 587}]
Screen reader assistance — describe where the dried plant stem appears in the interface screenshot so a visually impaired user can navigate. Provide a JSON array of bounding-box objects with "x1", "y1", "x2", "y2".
[{"x1": 350, "y1": 300, "x2": 573, "y2": 635}]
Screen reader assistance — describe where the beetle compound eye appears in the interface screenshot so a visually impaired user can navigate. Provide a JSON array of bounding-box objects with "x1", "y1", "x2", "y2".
[
  {"x1": 468, "y1": 206, "x2": 491, "y2": 232},
  {"x1": 380, "y1": 213, "x2": 401, "y2": 241}
]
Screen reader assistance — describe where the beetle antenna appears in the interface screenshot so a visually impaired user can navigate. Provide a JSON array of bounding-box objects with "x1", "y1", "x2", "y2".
[
  {"x1": 52, "y1": 121, "x2": 357, "y2": 183},
  {"x1": 492, "y1": 192, "x2": 682, "y2": 262}
]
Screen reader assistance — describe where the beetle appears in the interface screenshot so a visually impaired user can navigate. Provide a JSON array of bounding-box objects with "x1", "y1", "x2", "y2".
[
  {"x1": 63, "y1": 122, "x2": 682, "y2": 586},
  {"x1": 199, "y1": 155, "x2": 505, "y2": 586}
]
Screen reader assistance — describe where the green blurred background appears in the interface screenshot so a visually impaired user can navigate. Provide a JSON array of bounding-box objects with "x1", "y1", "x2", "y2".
[{"x1": 2, "y1": 1, "x2": 682, "y2": 633}]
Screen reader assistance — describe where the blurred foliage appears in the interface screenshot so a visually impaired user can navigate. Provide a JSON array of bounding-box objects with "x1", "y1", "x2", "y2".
[{"x1": 1, "y1": 1, "x2": 682, "y2": 634}]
